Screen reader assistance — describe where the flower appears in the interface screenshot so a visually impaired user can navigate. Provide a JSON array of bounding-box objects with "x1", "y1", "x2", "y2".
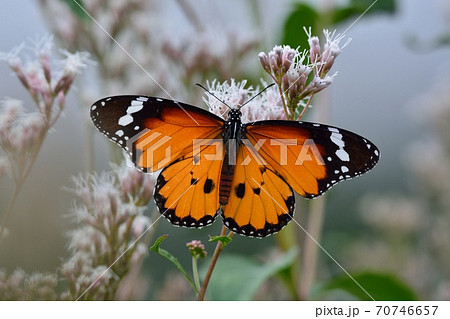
[
  {"x1": 1, "y1": 36, "x2": 90, "y2": 123},
  {"x1": 0, "y1": 99, "x2": 46, "y2": 173},
  {"x1": 62, "y1": 164, "x2": 156, "y2": 300},
  {"x1": 203, "y1": 79, "x2": 285, "y2": 123},
  {"x1": 0, "y1": 269, "x2": 58, "y2": 300},
  {"x1": 54, "y1": 50, "x2": 91, "y2": 94},
  {"x1": 186, "y1": 240, "x2": 207, "y2": 258},
  {"x1": 259, "y1": 28, "x2": 349, "y2": 119}
]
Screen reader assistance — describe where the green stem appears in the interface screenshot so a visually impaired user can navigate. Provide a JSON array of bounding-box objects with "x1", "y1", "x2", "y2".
[
  {"x1": 296, "y1": 93, "x2": 315, "y2": 121},
  {"x1": 196, "y1": 225, "x2": 228, "y2": 301},
  {"x1": 192, "y1": 256, "x2": 200, "y2": 292},
  {"x1": 277, "y1": 81, "x2": 291, "y2": 120}
]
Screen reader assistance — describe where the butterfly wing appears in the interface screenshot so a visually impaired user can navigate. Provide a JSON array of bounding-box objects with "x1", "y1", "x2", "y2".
[
  {"x1": 221, "y1": 142, "x2": 295, "y2": 237},
  {"x1": 90, "y1": 95, "x2": 224, "y2": 172},
  {"x1": 154, "y1": 139, "x2": 224, "y2": 227},
  {"x1": 244, "y1": 121, "x2": 380, "y2": 198},
  {"x1": 91, "y1": 95, "x2": 225, "y2": 228}
]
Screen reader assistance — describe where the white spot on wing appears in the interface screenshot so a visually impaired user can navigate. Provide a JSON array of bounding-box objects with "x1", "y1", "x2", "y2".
[
  {"x1": 118, "y1": 114, "x2": 133, "y2": 126},
  {"x1": 336, "y1": 149, "x2": 350, "y2": 161},
  {"x1": 328, "y1": 127, "x2": 339, "y2": 133},
  {"x1": 330, "y1": 132, "x2": 345, "y2": 148},
  {"x1": 127, "y1": 103, "x2": 143, "y2": 113},
  {"x1": 329, "y1": 129, "x2": 350, "y2": 162},
  {"x1": 115, "y1": 130, "x2": 124, "y2": 137}
]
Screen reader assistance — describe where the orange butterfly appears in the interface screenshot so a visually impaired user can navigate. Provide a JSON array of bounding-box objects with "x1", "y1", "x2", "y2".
[{"x1": 91, "y1": 95, "x2": 379, "y2": 237}]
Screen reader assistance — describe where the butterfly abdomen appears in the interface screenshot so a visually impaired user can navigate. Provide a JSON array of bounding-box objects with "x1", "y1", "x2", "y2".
[{"x1": 219, "y1": 152, "x2": 234, "y2": 205}]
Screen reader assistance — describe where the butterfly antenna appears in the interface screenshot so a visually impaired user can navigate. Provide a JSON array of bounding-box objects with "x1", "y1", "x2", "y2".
[
  {"x1": 240, "y1": 83, "x2": 276, "y2": 109},
  {"x1": 196, "y1": 83, "x2": 232, "y2": 110}
]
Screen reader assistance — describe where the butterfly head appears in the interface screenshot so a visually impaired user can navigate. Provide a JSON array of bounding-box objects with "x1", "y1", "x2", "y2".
[{"x1": 228, "y1": 108, "x2": 242, "y2": 121}]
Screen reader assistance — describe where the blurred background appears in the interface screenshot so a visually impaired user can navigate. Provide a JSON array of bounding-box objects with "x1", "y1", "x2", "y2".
[{"x1": 0, "y1": 0, "x2": 449, "y2": 300}]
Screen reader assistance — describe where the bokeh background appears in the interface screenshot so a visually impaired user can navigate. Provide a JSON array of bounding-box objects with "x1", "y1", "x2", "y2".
[{"x1": 0, "y1": 0, "x2": 449, "y2": 300}]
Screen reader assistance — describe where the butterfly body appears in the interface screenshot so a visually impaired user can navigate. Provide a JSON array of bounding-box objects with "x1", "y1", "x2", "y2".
[
  {"x1": 91, "y1": 95, "x2": 379, "y2": 238},
  {"x1": 219, "y1": 109, "x2": 244, "y2": 206}
]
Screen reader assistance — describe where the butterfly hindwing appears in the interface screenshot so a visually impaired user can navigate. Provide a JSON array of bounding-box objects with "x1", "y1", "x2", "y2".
[
  {"x1": 245, "y1": 121, "x2": 380, "y2": 198},
  {"x1": 90, "y1": 96, "x2": 224, "y2": 172},
  {"x1": 153, "y1": 136, "x2": 224, "y2": 228},
  {"x1": 221, "y1": 142, "x2": 295, "y2": 237}
]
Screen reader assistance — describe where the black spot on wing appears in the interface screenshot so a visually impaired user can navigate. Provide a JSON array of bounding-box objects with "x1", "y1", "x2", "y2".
[
  {"x1": 235, "y1": 183, "x2": 245, "y2": 199},
  {"x1": 203, "y1": 178, "x2": 214, "y2": 194}
]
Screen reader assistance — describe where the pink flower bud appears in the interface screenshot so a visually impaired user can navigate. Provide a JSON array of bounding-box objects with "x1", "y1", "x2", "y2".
[
  {"x1": 57, "y1": 91, "x2": 65, "y2": 109},
  {"x1": 186, "y1": 240, "x2": 207, "y2": 258},
  {"x1": 40, "y1": 55, "x2": 52, "y2": 83},
  {"x1": 309, "y1": 36, "x2": 321, "y2": 64},
  {"x1": 258, "y1": 52, "x2": 270, "y2": 72}
]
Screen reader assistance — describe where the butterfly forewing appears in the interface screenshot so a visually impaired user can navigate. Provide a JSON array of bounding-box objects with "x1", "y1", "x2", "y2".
[
  {"x1": 245, "y1": 121, "x2": 380, "y2": 198},
  {"x1": 90, "y1": 96, "x2": 224, "y2": 172}
]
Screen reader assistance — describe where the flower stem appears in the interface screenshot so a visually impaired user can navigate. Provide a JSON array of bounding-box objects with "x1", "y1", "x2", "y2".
[
  {"x1": 192, "y1": 256, "x2": 200, "y2": 292},
  {"x1": 299, "y1": 196, "x2": 326, "y2": 300},
  {"x1": 196, "y1": 225, "x2": 228, "y2": 301},
  {"x1": 0, "y1": 133, "x2": 46, "y2": 243},
  {"x1": 296, "y1": 93, "x2": 315, "y2": 121},
  {"x1": 277, "y1": 81, "x2": 291, "y2": 120},
  {"x1": 298, "y1": 91, "x2": 328, "y2": 300}
]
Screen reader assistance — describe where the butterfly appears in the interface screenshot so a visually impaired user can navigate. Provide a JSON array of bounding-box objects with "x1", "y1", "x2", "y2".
[{"x1": 90, "y1": 94, "x2": 379, "y2": 238}]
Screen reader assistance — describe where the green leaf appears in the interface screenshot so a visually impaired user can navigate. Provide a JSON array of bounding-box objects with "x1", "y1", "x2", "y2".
[
  {"x1": 317, "y1": 271, "x2": 419, "y2": 301},
  {"x1": 58, "y1": 0, "x2": 90, "y2": 21},
  {"x1": 209, "y1": 235, "x2": 232, "y2": 248},
  {"x1": 350, "y1": 0, "x2": 396, "y2": 14},
  {"x1": 281, "y1": 0, "x2": 396, "y2": 49},
  {"x1": 150, "y1": 235, "x2": 198, "y2": 294},
  {"x1": 200, "y1": 248, "x2": 298, "y2": 300},
  {"x1": 332, "y1": 0, "x2": 396, "y2": 26},
  {"x1": 282, "y1": 3, "x2": 318, "y2": 50}
]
